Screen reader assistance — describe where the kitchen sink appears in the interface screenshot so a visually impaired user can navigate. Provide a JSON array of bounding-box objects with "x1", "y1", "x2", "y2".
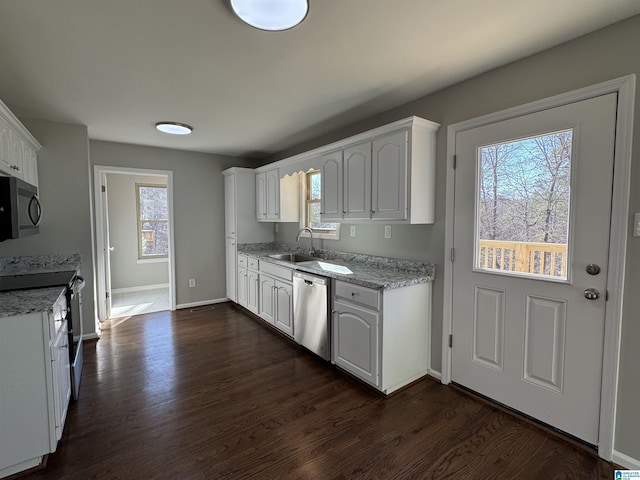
[{"x1": 268, "y1": 253, "x2": 318, "y2": 263}]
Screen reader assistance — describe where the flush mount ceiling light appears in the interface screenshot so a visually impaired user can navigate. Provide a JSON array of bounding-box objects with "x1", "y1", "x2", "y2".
[
  {"x1": 231, "y1": 0, "x2": 308, "y2": 31},
  {"x1": 155, "y1": 122, "x2": 193, "y2": 135}
]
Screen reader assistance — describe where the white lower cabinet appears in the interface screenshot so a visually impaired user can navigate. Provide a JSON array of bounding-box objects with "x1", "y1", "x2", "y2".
[
  {"x1": 333, "y1": 300, "x2": 379, "y2": 387},
  {"x1": 259, "y1": 274, "x2": 293, "y2": 337},
  {"x1": 237, "y1": 266, "x2": 248, "y2": 308},
  {"x1": 0, "y1": 294, "x2": 70, "y2": 479},
  {"x1": 247, "y1": 269, "x2": 260, "y2": 315},
  {"x1": 332, "y1": 279, "x2": 431, "y2": 394}
]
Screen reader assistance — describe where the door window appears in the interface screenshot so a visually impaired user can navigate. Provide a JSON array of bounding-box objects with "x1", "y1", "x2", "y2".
[{"x1": 475, "y1": 130, "x2": 572, "y2": 280}]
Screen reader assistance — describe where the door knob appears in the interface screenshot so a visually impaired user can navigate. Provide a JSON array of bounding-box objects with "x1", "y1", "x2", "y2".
[
  {"x1": 586, "y1": 264, "x2": 601, "y2": 275},
  {"x1": 584, "y1": 288, "x2": 600, "y2": 300}
]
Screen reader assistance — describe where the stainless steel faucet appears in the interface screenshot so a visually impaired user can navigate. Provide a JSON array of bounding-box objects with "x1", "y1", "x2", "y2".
[{"x1": 296, "y1": 227, "x2": 315, "y2": 256}]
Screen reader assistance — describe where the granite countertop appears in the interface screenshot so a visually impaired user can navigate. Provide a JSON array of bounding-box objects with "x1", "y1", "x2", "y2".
[
  {"x1": 0, "y1": 253, "x2": 81, "y2": 277},
  {"x1": 0, "y1": 286, "x2": 66, "y2": 317},
  {"x1": 0, "y1": 253, "x2": 81, "y2": 318},
  {"x1": 238, "y1": 243, "x2": 435, "y2": 290}
]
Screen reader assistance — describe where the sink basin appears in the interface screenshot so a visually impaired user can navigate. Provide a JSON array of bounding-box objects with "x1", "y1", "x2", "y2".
[{"x1": 268, "y1": 253, "x2": 318, "y2": 263}]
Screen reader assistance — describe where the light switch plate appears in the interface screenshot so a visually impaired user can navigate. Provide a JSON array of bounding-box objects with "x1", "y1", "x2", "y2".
[
  {"x1": 384, "y1": 225, "x2": 392, "y2": 239},
  {"x1": 350, "y1": 225, "x2": 356, "y2": 237},
  {"x1": 635, "y1": 213, "x2": 640, "y2": 237}
]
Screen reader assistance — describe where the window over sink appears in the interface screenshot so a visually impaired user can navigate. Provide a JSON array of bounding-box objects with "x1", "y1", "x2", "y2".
[{"x1": 302, "y1": 170, "x2": 339, "y2": 240}]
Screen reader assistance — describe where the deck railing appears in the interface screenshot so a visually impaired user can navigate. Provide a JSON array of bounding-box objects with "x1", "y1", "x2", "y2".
[{"x1": 478, "y1": 239, "x2": 568, "y2": 278}]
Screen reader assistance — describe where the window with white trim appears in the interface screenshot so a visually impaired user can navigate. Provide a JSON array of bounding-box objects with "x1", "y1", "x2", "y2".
[
  {"x1": 302, "y1": 170, "x2": 339, "y2": 240},
  {"x1": 136, "y1": 183, "x2": 169, "y2": 259}
]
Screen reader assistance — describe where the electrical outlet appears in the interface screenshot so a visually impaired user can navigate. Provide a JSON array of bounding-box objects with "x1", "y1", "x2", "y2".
[
  {"x1": 189, "y1": 278, "x2": 196, "y2": 288},
  {"x1": 275, "y1": 223, "x2": 279, "y2": 233},
  {"x1": 384, "y1": 225, "x2": 392, "y2": 239},
  {"x1": 635, "y1": 213, "x2": 640, "y2": 237},
  {"x1": 350, "y1": 225, "x2": 356, "y2": 237}
]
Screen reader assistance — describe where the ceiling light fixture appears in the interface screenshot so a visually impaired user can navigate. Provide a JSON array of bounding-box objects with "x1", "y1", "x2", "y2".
[
  {"x1": 155, "y1": 122, "x2": 193, "y2": 135},
  {"x1": 231, "y1": 0, "x2": 308, "y2": 31}
]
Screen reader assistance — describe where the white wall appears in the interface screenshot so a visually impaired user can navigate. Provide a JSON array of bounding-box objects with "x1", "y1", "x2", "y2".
[
  {"x1": 272, "y1": 15, "x2": 640, "y2": 462},
  {"x1": 106, "y1": 173, "x2": 169, "y2": 290}
]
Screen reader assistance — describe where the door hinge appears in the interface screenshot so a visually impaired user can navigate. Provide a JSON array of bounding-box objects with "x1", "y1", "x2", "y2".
[
  {"x1": 606, "y1": 290, "x2": 609, "y2": 301},
  {"x1": 453, "y1": 155, "x2": 457, "y2": 169},
  {"x1": 101, "y1": 185, "x2": 106, "y2": 193},
  {"x1": 450, "y1": 247, "x2": 455, "y2": 262},
  {"x1": 449, "y1": 334, "x2": 453, "y2": 348},
  {"x1": 106, "y1": 291, "x2": 110, "y2": 299}
]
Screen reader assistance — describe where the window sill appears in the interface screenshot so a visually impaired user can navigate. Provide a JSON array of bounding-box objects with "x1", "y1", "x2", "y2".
[
  {"x1": 137, "y1": 257, "x2": 169, "y2": 264},
  {"x1": 297, "y1": 230, "x2": 340, "y2": 241}
]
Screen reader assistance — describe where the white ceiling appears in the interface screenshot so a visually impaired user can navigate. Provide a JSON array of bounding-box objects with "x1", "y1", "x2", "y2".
[{"x1": 0, "y1": 1, "x2": 638, "y2": 160}]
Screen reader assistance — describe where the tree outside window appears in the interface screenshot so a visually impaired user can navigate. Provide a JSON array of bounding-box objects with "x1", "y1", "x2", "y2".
[
  {"x1": 136, "y1": 184, "x2": 168, "y2": 258},
  {"x1": 306, "y1": 171, "x2": 337, "y2": 234}
]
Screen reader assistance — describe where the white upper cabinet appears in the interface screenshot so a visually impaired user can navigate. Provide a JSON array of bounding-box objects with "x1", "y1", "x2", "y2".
[
  {"x1": 274, "y1": 116, "x2": 438, "y2": 225},
  {"x1": 265, "y1": 169, "x2": 280, "y2": 220},
  {"x1": 319, "y1": 150, "x2": 342, "y2": 219},
  {"x1": 255, "y1": 168, "x2": 299, "y2": 222},
  {"x1": 0, "y1": 98, "x2": 41, "y2": 187},
  {"x1": 372, "y1": 130, "x2": 407, "y2": 221},
  {"x1": 0, "y1": 116, "x2": 12, "y2": 175},
  {"x1": 343, "y1": 141, "x2": 372, "y2": 220}
]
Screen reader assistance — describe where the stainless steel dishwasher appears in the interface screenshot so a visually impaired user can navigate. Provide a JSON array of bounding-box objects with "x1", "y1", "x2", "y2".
[{"x1": 293, "y1": 271, "x2": 330, "y2": 361}]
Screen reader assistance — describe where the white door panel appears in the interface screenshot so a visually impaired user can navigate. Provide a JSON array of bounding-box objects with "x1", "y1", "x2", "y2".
[{"x1": 452, "y1": 93, "x2": 617, "y2": 444}]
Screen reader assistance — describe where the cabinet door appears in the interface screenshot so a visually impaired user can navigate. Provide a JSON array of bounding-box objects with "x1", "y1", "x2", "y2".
[
  {"x1": 52, "y1": 321, "x2": 71, "y2": 443},
  {"x1": 247, "y1": 270, "x2": 260, "y2": 315},
  {"x1": 237, "y1": 267, "x2": 248, "y2": 307},
  {"x1": 226, "y1": 238, "x2": 237, "y2": 302},
  {"x1": 333, "y1": 300, "x2": 379, "y2": 387},
  {"x1": 320, "y1": 151, "x2": 342, "y2": 220},
  {"x1": 343, "y1": 141, "x2": 371, "y2": 220},
  {"x1": 372, "y1": 130, "x2": 408, "y2": 220},
  {"x1": 0, "y1": 116, "x2": 12, "y2": 175},
  {"x1": 255, "y1": 172, "x2": 267, "y2": 220},
  {"x1": 9, "y1": 130, "x2": 24, "y2": 181},
  {"x1": 224, "y1": 173, "x2": 236, "y2": 237},
  {"x1": 266, "y1": 169, "x2": 280, "y2": 220},
  {"x1": 259, "y1": 275, "x2": 275, "y2": 324},
  {"x1": 274, "y1": 280, "x2": 293, "y2": 337}
]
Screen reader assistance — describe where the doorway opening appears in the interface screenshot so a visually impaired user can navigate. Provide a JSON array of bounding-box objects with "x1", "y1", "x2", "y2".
[{"x1": 94, "y1": 166, "x2": 176, "y2": 328}]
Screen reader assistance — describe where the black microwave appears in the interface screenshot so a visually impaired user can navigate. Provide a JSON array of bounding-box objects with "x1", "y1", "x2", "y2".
[{"x1": 0, "y1": 176, "x2": 41, "y2": 241}]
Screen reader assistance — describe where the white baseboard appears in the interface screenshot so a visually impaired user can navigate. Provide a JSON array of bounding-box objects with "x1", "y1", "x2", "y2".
[
  {"x1": 428, "y1": 368, "x2": 442, "y2": 382},
  {"x1": 83, "y1": 332, "x2": 100, "y2": 341},
  {"x1": 111, "y1": 283, "x2": 169, "y2": 294},
  {"x1": 176, "y1": 298, "x2": 228, "y2": 310},
  {"x1": 613, "y1": 450, "x2": 640, "y2": 470}
]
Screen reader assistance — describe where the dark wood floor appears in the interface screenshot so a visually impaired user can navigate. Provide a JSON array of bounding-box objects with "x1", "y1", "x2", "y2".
[{"x1": 20, "y1": 302, "x2": 615, "y2": 479}]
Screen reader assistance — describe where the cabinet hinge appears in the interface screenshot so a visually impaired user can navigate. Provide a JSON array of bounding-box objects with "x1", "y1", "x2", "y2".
[
  {"x1": 453, "y1": 155, "x2": 457, "y2": 170},
  {"x1": 450, "y1": 248, "x2": 455, "y2": 262},
  {"x1": 106, "y1": 291, "x2": 110, "y2": 299},
  {"x1": 449, "y1": 334, "x2": 453, "y2": 348},
  {"x1": 101, "y1": 185, "x2": 106, "y2": 193}
]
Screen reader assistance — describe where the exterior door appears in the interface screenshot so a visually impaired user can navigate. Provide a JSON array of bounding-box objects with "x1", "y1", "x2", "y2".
[{"x1": 451, "y1": 93, "x2": 617, "y2": 444}]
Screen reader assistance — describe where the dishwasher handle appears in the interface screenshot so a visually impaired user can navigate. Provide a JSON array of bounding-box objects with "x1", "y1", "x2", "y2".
[{"x1": 293, "y1": 271, "x2": 328, "y2": 286}]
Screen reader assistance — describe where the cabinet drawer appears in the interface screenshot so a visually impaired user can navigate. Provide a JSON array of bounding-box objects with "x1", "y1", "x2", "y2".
[
  {"x1": 260, "y1": 261, "x2": 293, "y2": 282},
  {"x1": 237, "y1": 254, "x2": 248, "y2": 268},
  {"x1": 248, "y1": 258, "x2": 259, "y2": 271},
  {"x1": 334, "y1": 280, "x2": 380, "y2": 310}
]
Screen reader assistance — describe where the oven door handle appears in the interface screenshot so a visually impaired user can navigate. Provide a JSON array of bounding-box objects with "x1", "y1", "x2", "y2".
[{"x1": 73, "y1": 276, "x2": 86, "y2": 294}]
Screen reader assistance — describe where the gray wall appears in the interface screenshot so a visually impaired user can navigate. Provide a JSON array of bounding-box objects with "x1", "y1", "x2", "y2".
[
  {"x1": 273, "y1": 15, "x2": 640, "y2": 461},
  {"x1": 106, "y1": 173, "x2": 169, "y2": 290},
  {"x1": 90, "y1": 140, "x2": 258, "y2": 306},
  {"x1": 0, "y1": 119, "x2": 95, "y2": 339}
]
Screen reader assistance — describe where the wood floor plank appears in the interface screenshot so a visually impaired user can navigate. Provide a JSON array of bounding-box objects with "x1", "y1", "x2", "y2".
[{"x1": 17, "y1": 302, "x2": 616, "y2": 479}]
